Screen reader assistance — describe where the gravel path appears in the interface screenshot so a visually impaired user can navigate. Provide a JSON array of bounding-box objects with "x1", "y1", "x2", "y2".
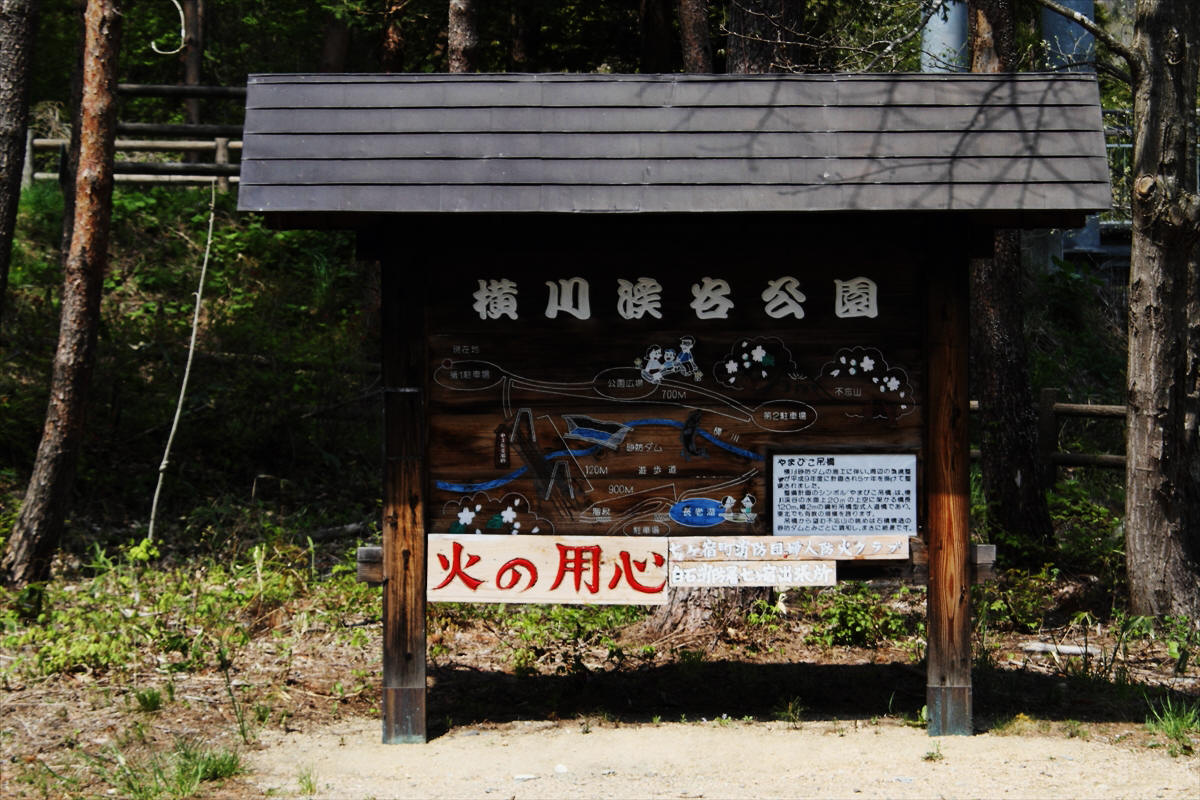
[{"x1": 247, "y1": 716, "x2": 1199, "y2": 799}]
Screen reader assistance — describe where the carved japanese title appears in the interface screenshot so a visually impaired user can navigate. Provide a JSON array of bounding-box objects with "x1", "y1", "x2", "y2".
[{"x1": 471, "y1": 276, "x2": 879, "y2": 321}]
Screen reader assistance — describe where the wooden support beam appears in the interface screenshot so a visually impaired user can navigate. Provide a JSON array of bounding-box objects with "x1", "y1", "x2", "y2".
[
  {"x1": 380, "y1": 256, "x2": 427, "y2": 743},
  {"x1": 924, "y1": 256, "x2": 972, "y2": 736}
]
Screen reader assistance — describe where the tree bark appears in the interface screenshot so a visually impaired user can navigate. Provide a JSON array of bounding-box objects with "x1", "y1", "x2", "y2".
[
  {"x1": 448, "y1": 0, "x2": 478, "y2": 73},
  {"x1": 1, "y1": 0, "x2": 121, "y2": 587},
  {"x1": 968, "y1": 0, "x2": 1055, "y2": 561},
  {"x1": 678, "y1": 0, "x2": 712, "y2": 72},
  {"x1": 381, "y1": 1, "x2": 406, "y2": 71},
  {"x1": 0, "y1": 0, "x2": 39, "y2": 331},
  {"x1": 640, "y1": 0, "x2": 675, "y2": 73},
  {"x1": 1124, "y1": 0, "x2": 1200, "y2": 617},
  {"x1": 181, "y1": 0, "x2": 202, "y2": 124}
]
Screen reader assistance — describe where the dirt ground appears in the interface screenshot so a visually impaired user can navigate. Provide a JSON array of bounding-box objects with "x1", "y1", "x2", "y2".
[
  {"x1": 246, "y1": 715, "x2": 1200, "y2": 799},
  {"x1": 5, "y1": 598, "x2": 1200, "y2": 798}
]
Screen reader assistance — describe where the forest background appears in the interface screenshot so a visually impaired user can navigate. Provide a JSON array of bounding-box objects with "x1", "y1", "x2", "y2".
[{"x1": 1, "y1": 1, "x2": 1198, "y2": 797}]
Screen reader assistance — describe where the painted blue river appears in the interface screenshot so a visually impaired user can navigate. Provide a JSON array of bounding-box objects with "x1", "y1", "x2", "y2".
[{"x1": 435, "y1": 417, "x2": 762, "y2": 493}]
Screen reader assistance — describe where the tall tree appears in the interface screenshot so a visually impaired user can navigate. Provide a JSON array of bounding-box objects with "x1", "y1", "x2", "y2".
[
  {"x1": 1, "y1": 0, "x2": 121, "y2": 587},
  {"x1": 181, "y1": 0, "x2": 202, "y2": 123},
  {"x1": 678, "y1": 0, "x2": 712, "y2": 72},
  {"x1": 0, "y1": 0, "x2": 39, "y2": 331},
  {"x1": 1038, "y1": 0, "x2": 1200, "y2": 617},
  {"x1": 968, "y1": 0, "x2": 1055, "y2": 562},
  {"x1": 448, "y1": 0, "x2": 477, "y2": 73}
]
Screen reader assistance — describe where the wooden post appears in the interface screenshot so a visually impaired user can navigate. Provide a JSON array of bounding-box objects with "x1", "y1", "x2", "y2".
[
  {"x1": 214, "y1": 137, "x2": 230, "y2": 192},
  {"x1": 1038, "y1": 387, "x2": 1059, "y2": 488},
  {"x1": 924, "y1": 255, "x2": 972, "y2": 736},
  {"x1": 380, "y1": 256, "x2": 427, "y2": 743}
]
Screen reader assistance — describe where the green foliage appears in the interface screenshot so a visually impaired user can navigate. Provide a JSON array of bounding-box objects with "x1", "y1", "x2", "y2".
[
  {"x1": 1027, "y1": 258, "x2": 1126, "y2": 404},
  {"x1": 805, "y1": 582, "x2": 924, "y2": 648},
  {"x1": 85, "y1": 738, "x2": 242, "y2": 800},
  {"x1": 134, "y1": 687, "x2": 164, "y2": 713},
  {"x1": 745, "y1": 596, "x2": 785, "y2": 633},
  {"x1": 0, "y1": 533, "x2": 379, "y2": 679},
  {"x1": 1160, "y1": 616, "x2": 1200, "y2": 674},
  {"x1": 4, "y1": 183, "x2": 376, "y2": 543},
  {"x1": 771, "y1": 696, "x2": 805, "y2": 729},
  {"x1": 974, "y1": 565, "x2": 1059, "y2": 633},
  {"x1": 1145, "y1": 695, "x2": 1199, "y2": 757},
  {"x1": 430, "y1": 603, "x2": 645, "y2": 676}
]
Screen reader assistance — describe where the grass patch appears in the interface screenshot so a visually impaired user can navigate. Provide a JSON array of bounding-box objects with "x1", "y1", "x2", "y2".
[{"x1": 1145, "y1": 695, "x2": 1199, "y2": 757}]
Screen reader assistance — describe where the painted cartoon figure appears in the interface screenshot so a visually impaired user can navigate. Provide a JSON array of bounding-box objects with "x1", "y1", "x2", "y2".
[
  {"x1": 641, "y1": 345, "x2": 665, "y2": 383},
  {"x1": 681, "y1": 335, "x2": 700, "y2": 379}
]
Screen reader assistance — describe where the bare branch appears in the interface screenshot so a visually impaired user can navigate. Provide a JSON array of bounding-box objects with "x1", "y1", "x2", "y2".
[
  {"x1": 1031, "y1": 0, "x2": 1137, "y2": 69},
  {"x1": 863, "y1": 0, "x2": 944, "y2": 72}
]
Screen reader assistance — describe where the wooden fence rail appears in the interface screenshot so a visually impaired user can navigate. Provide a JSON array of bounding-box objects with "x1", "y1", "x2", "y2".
[
  {"x1": 24, "y1": 84, "x2": 245, "y2": 188},
  {"x1": 972, "y1": 387, "x2": 1126, "y2": 482}
]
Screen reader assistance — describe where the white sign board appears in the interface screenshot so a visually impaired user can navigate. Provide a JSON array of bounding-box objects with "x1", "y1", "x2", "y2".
[{"x1": 771, "y1": 453, "x2": 917, "y2": 535}]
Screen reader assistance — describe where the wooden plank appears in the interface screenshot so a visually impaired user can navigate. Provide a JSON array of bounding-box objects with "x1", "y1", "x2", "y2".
[
  {"x1": 923, "y1": 253, "x2": 972, "y2": 737},
  {"x1": 380, "y1": 257, "x2": 427, "y2": 744},
  {"x1": 235, "y1": 182, "x2": 1112, "y2": 215},
  {"x1": 243, "y1": 104, "x2": 1104, "y2": 137},
  {"x1": 241, "y1": 129, "x2": 1106, "y2": 162},
  {"x1": 241, "y1": 156, "x2": 1108, "y2": 188},
  {"x1": 246, "y1": 74, "x2": 1096, "y2": 111},
  {"x1": 670, "y1": 560, "x2": 836, "y2": 587},
  {"x1": 427, "y1": 534, "x2": 669, "y2": 604}
]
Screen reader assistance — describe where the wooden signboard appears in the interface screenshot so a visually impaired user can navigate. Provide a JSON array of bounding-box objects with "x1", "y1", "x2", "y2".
[{"x1": 427, "y1": 255, "x2": 924, "y2": 547}]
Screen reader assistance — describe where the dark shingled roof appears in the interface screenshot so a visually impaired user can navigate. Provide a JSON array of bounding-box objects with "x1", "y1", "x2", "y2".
[{"x1": 237, "y1": 72, "x2": 1110, "y2": 218}]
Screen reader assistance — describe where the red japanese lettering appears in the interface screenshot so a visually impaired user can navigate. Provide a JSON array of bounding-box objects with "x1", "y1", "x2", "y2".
[
  {"x1": 495, "y1": 557, "x2": 538, "y2": 591},
  {"x1": 432, "y1": 541, "x2": 483, "y2": 591},
  {"x1": 550, "y1": 544, "x2": 602, "y2": 593},
  {"x1": 607, "y1": 550, "x2": 667, "y2": 594}
]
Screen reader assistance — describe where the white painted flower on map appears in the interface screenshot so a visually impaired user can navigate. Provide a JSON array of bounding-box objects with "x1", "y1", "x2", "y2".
[
  {"x1": 457, "y1": 508, "x2": 475, "y2": 526},
  {"x1": 751, "y1": 345, "x2": 766, "y2": 362},
  {"x1": 860, "y1": 356, "x2": 875, "y2": 371},
  {"x1": 501, "y1": 506, "x2": 517, "y2": 524}
]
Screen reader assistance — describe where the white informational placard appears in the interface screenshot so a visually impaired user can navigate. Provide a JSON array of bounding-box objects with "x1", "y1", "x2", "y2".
[{"x1": 771, "y1": 453, "x2": 917, "y2": 535}]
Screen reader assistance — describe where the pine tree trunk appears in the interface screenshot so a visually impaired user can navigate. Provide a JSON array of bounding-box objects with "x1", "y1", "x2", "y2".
[
  {"x1": 381, "y1": 1, "x2": 405, "y2": 71},
  {"x1": 448, "y1": 0, "x2": 477, "y2": 73},
  {"x1": 968, "y1": 0, "x2": 1054, "y2": 561},
  {"x1": 0, "y1": 0, "x2": 38, "y2": 330},
  {"x1": 182, "y1": 0, "x2": 203, "y2": 124},
  {"x1": 1124, "y1": 0, "x2": 1200, "y2": 617},
  {"x1": 678, "y1": 0, "x2": 712, "y2": 72},
  {"x1": 1, "y1": 0, "x2": 122, "y2": 587}
]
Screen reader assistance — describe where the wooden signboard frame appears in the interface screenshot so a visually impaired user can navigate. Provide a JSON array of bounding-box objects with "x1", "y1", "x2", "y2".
[
  {"x1": 240, "y1": 72, "x2": 1108, "y2": 746},
  {"x1": 370, "y1": 218, "x2": 975, "y2": 742}
]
